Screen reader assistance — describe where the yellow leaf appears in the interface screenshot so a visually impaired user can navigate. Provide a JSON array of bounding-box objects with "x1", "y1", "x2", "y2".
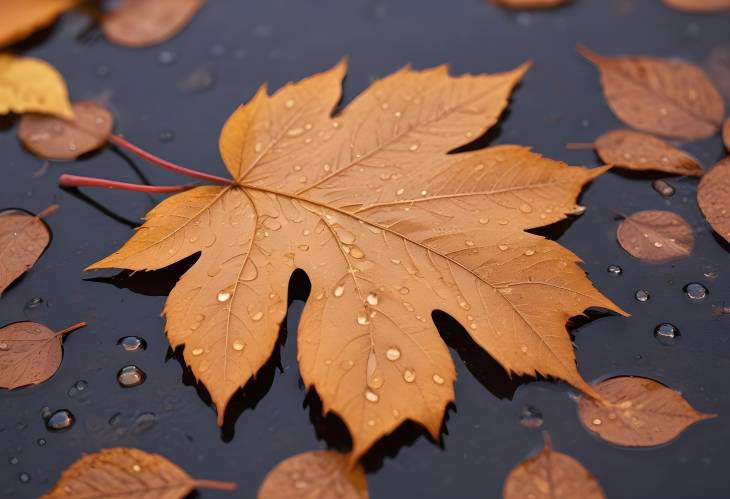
[
  {"x1": 0, "y1": 54, "x2": 73, "y2": 118},
  {"x1": 89, "y1": 61, "x2": 625, "y2": 459},
  {"x1": 0, "y1": 0, "x2": 80, "y2": 48}
]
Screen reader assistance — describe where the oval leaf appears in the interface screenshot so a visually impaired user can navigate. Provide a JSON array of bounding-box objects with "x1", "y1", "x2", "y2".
[
  {"x1": 0, "y1": 321, "x2": 84, "y2": 389},
  {"x1": 664, "y1": 0, "x2": 730, "y2": 12},
  {"x1": 491, "y1": 0, "x2": 570, "y2": 8},
  {"x1": 258, "y1": 450, "x2": 368, "y2": 499},
  {"x1": 578, "y1": 376, "x2": 716, "y2": 447},
  {"x1": 0, "y1": 205, "x2": 57, "y2": 294},
  {"x1": 102, "y1": 0, "x2": 206, "y2": 48},
  {"x1": 0, "y1": 54, "x2": 72, "y2": 118},
  {"x1": 19, "y1": 101, "x2": 113, "y2": 160},
  {"x1": 616, "y1": 210, "x2": 694, "y2": 262},
  {"x1": 503, "y1": 433, "x2": 605, "y2": 499},
  {"x1": 579, "y1": 46, "x2": 724, "y2": 141},
  {"x1": 697, "y1": 157, "x2": 730, "y2": 244},
  {"x1": 0, "y1": 0, "x2": 79, "y2": 48},
  {"x1": 42, "y1": 447, "x2": 236, "y2": 498},
  {"x1": 594, "y1": 129, "x2": 702, "y2": 176}
]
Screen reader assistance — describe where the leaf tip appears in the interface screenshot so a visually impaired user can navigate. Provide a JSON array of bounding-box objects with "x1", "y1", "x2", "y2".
[{"x1": 576, "y1": 44, "x2": 602, "y2": 65}]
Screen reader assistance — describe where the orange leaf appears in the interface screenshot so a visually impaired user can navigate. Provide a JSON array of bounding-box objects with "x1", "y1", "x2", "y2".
[
  {"x1": 698, "y1": 156, "x2": 730, "y2": 244},
  {"x1": 0, "y1": 0, "x2": 80, "y2": 48},
  {"x1": 663, "y1": 0, "x2": 730, "y2": 12}
]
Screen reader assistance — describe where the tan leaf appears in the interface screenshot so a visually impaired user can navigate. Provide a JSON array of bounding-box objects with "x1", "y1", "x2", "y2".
[
  {"x1": 594, "y1": 129, "x2": 702, "y2": 176},
  {"x1": 0, "y1": 54, "x2": 72, "y2": 118},
  {"x1": 503, "y1": 433, "x2": 605, "y2": 499},
  {"x1": 42, "y1": 447, "x2": 236, "y2": 498},
  {"x1": 698, "y1": 156, "x2": 730, "y2": 244},
  {"x1": 102, "y1": 0, "x2": 206, "y2": 48},
  {"x1": 257, "y1": 450, "x2": 368, "y2": 499},
  {"x1": 723, "y1": 118, "x2": 730, "y2": 150},
  {"x1": 577, "y1": 376, "x2": 716, "y2": 447},
  {"x1": 18, "y1": 101, "x2": 113, "y2": 160},
  {"x1": 616, "y1": 210, "x2": 694, "y2": 262},
  {"x1": 0, "y1": 204, "x2": 57, "y2": 294},
  {"x1": 89, "y1": 61, "x2": 624, "y2": 459},
  {"x1": 0, "y1": 321, "x2": 84, "y2": 389},
  {"x1": 663, "y1": 0, "x2": 730, "y2": 12},
  {"x1": 579, "y1": 46, "x2": 725, "y2": 141},
  {"x1": 0, "y1": 0, "x2": 80, "y2": 48},
  {"x1": 490, "y1": 0, "x2": 570, "y2": 8}
]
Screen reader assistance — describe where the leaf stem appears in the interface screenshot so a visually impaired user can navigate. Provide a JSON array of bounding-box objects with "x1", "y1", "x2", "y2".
[
  {"x1": 59, "y1": 174, "x2": 196, "y2": 193},
  {"x1": 108, "y1": 134, "x2": 232, "y2": 185},
  {"x1": 190, "y1": 479, "x2": 238, "y2": 491},
  {"x1": 36, "y1": 204, "x2": 60, "y2": 219},
  {"x1": 55, "y1": 321, "x2": 87, "y2": 337}
]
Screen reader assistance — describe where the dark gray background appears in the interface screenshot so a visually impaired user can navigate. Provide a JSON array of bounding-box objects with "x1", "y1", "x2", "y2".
[{"x1": 1, "y1": 1, "x2": 729, "y2": 498}]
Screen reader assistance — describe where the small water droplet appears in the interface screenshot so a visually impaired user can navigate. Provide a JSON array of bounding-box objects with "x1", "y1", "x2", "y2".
[
  {"x1": 498, "y1": 244, "x2": 509, "y2": 251},
  {"x1": 652, "y1": 179, "x2": 675, "y2": 197},
  {"x1": 653, "y1": 241, "x2": 664, "y2": 248},
  {"x1": 350, "y1": 246, "x2": 364, "y2": 259},
  {"x1": 67, "y1": 380, "x2": 88, "y2": 398},
  {"x1": 18, "y1": 472, "x2": 31, "y2": 484},
  {"x1": 251, "y1": 311, "x2": 264, "y2": 321},
  {"x1": 158, "y1": 130, "x2": 175, "y2": 142},
  {"x1": 607, "y1": 265, "x2": 622, "y2": 276},
  {"x1": 402, "y1": 302, "x2": 415, "y2": 312},
  {"x1": 133, "y1": 412, "x2": 157, "y2": 433},
  {"x1": 684, "y1": 282, "x2": 707, "y2": 300},
  {"x1": 519, "y1": 204, "x2": 532, "y2": 213},
  {"x1": 117, "y1": 366, "x2": 146, "y2": 388},
  {"x1": 232, "y1": 340, "x2": 245, "y2": 351},
  {"x1": 386, "y1": 347, "x2": 401, "y2": 361},
  {"x1": 520, "y1": 345, "x2": 528, "y2": 353},
  {"x1": 409, "y1": 142, "x2": 420, "y2": 151},
  {"x1": 356, "y1": 309, "x2": 370, "y2": 325},
  {"x1": 157, "y1": 50, "x2": 177, "y2": 65},
  {"x1": 334, "y1": 285, "x2": 345, "y2": 297},
  {"x1": 524, "y1": 248, "x2": 535, "y2": 256},
  {"x1": 367, "y1": 419, "x2": 376, "y2": 427},
  {"x1": 0, "y1": 342, "x2": 8, "y2": 351},
  {"x1": 654, "y1": 323, "x2": 680, "y2": 344},
  {"x1": 592, "y1": 418, "x2": 602, "y2": 426},
  {"x1": 45, "y1": 409, "x2": 74, "y2": 431},
  {"x1": 341, "y1": 359, "x2": 354, "y2": 370},
  {"x1": 365, "y1": 390, "x2": 379, "y2": 402},
  {"x1": 118, "y1": 336, "x2": 146, "y2": 352},
  {"x1": 635, "y1": 289, "x2": 650, "y2": 302},
  {"x1": 25, "y1": 297, "x2": 44, "y2": 309},
  {"x1": 36, "y1": 438, "x2": 46, "y2": 447},
  {"x1": 519, "y1": 406, "x2": 543, "y2": 429},
  {"x1": 366, "y1": 293, "x2": 378, "y2": 305},
  {"x1": 217, "y1": 290, "x2": 231, "y2": 302},
  {"x1": 432, "y1": 373, "x2": 445, "y2": 385},
  {"x1": 9, "y1": 457, "x2": 18, "y2": 465},
  {"x1": 403, "y1": 369, "x2": 416, "y2": 383},
  {"x1": 132, "y1": 464, "x2": 142, "y2": 472},
  {"x1": 191, "y1": 347, "x2": 204, "y2": 356},
  {"x1": 285, "y1": 99, "x2": 295, "y2": 108}
]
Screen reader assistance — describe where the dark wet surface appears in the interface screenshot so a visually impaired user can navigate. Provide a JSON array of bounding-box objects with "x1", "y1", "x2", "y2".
[{"x1": 1, "y1": 1, "x2": 729, "y2": 497}]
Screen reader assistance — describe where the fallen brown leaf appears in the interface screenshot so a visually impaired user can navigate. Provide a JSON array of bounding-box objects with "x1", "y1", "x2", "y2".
[
  {"x1": 18, "y1": 101, "x2": 113, "y2": 160},
  {"x1": 42, "y1": 447, "x2": 236, "y2": 498},
  {"x1": 698, "y1": 156, "x2": 730, "y2": 244},
  {"x1": 723, "y1": 118, "x2": 730, "y2": 150},
  {"x1": 503, "y1": 433, "x2": 605, "y2": 499},
  {"x1": 0, "y1": 321, "x2": 85, "y2": 389},
  {"x1": 0, "y1": 204, "x2": 58, "y2": 294},
  {"x1": 0, "y1": 54, "x2": 72, "y2": 118},
  {"x1": 102, "y1": 0, "x2": 206, "y2": 48},
  {"x1": 577, "y1": 376, "x2": 716, "y2": 447},
  {"x1": 491, "y1": 0, "x2": 570, "y2": 8},
  {"x1": 663, "y1": 0, "x2": 730, "y2": 12},
  {"x1": 579, "y1": 46, "x2": 725, "y2": 141},
  {"x1": 88, "y1": 60, "x2": 624, "y2": 459},
  {"x1": 594, "y1": 129, "x2": 702, "y2": 176},
  {"x1": 0, "y1": 0, "x2": 80, "y2": 48},
  {"x1": 616, "y1": 210, "x2": 694, "y2": 262},
  {"x1": 258, "y1": 450, "x2": 368, "y2": 499}
]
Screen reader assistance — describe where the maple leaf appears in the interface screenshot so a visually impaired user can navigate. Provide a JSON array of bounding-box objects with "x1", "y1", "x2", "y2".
[
  {"x1": 0, "y1": 54, "x2": 73, "y2": 118},
  {"x1": 88, "y1": 60, "x2": 624, "y2": 459}
]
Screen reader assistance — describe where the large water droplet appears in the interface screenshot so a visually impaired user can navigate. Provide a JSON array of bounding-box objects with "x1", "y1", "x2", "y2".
[
  {"x1": 217, "y1": 290, "x2": 232, "y2": 302},
  {"x1": 117, "y1": 366, "x2": 146, "y2": 388},
  {"x1": 607, "y1": 265, "x2": 622, "y2": 276},
  {"x1": 684, "y1": 283, "x2": 707, "y2": 300},
  {"x1": 654, "y1": 323, "x2": 680, "y2": 344},
  {"x1": 118, "y1": 336, "x2": 146, "y2": 352},
  {"x1": 386, "y1": 347, "x2": 401, "y2": 361},
  {"x1": 45, "y1": 409, "x2": 74, "y2": 431},
  {"x1": 635, "y1": 289, "x2": 650, "y2": 302}
]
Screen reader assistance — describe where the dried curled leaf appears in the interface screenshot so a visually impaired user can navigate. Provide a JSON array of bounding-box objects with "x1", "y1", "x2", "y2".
[
  {"x1": 19, "y1": 101, "x2": 113, "y2": 160},
  {"x1": 89, "y1": 61, "x2": 624, "y2": 459},
  {"x1": 258, "y1": 450, "x2": 367, "y2": 499},
  {"x1": 0, "y1": 0, "x2": 80, "y2": 48},
  {"x1": 578, "y1": 376, "x2": 716, "y2": 447},
  {"x1": 0, "y1": 205, "x2": 57, "y2": 294},
  {"x1": 579, "y1": 46, "x2": 724, "y2": 141},
  {"x1": 42, "y1": 447, "x2": 236, "y2": 498},
  {"x1": 102, "y1": 0, "x2": 206, "y2": 48},
  {"x1": 491, "y1": 0, "x2": 570, "y2": 8},
  {"x1": 0, "y1": 54, "x2": 72, "y2": 118},
  {"x1": 698, "y1": 157, "x2": 730, "y2": 244},
  {"x1": 503, "y1": 433, "x2": 605, "y2": 499},
  {"x1": 594, "y1": 129, "x2": 702, "y2": 176},
  {"x1": 617, "y1": 210, "x2": 694, "y2": 262},
  {"x1": 663, "y1": 0, "x2": 730, "y2": 12},
  {"x1": 0, "y1": 321, "x2": 84, "y2": 389}
]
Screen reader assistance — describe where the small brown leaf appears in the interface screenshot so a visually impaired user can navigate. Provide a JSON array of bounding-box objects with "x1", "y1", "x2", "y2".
[
  {"x1": 258, "y1": 450, "x2": 368, "y2": 499},
  {"x1": 0, "y1": 204, "x2": 58, "y2": 294},
  {"x1": 42, "y1": 447, "x2": 236, "y2": 498},
  {"x1": 0, "y1": 0, "x2": 80, "y2": 48},
  {"x1": 663, "y1": 0, "x2": 730, "y2": 12},
  {"x1": 577, "y1": 376, "x2": 716, "y2": 447},
  {"x1": 616, "y1": 210, "x2": 694, "y2": 262},
  {"x1": 503, "y1": 433, "x2": 604, "y2": 499},
  {"x1": 0, "y1": 321, "x2": 85, "y2": 389},
  {"x1": 594, "y1": 129, "x2": 702, "y2": 176},
  {"x1": 723, "y1": 118, "x2": 730, "y2": 150},
  {"x1": 18, "y1": 101, "x2": 113, "y2": 160},
  {"x1": 102, "y1": 0, "x2": 206, "y2": 48},
  {"x1": 490, "y1": 0, "x2": 570, "y2": 8},
  {"x1": 579, "y1": 46, "x2": 725, "y2": 141},
  {"x1": 698, "y1": 156, "x2": 730, "y2": 244},
  {"x1": 0, "y1": 54, "x2": 73, "y2": 118}
]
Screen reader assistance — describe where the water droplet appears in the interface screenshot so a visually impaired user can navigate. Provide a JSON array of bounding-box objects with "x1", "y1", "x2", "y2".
[
  {"x1": 36, "y1": 438, "x2": 46, "y2": 447},
  {"x1": 349, "y1": 246, "x2": 364, "y2": 259},
  {"x1": 607, "y1": 265, "x2": 622, "y2": 276},
  {"x1": 287, "y1": 127, "x2": 305, "y2": 137},
  {"x1": 654, "y1": 323, "x2": 680, "y2": 344},
  {"x1": 392, "y1": 409, "x2": 400, "y2": 417},
  {"x1": 67, "y1": 380, "x2": 88, "y2": 398},
  {"x1": 45, "y1": 409, "x2": 74, "y2": 431},
  {"x1": 465, "y1": 239, "x2": 475, "y2": 247},
  {"x1": 251, "y1": 311, "x2": 264, "y2": 321},
  {"x1": 652, "y1": 179, "x2": 675, "y2": 197},
  {"x1": 0, "y1": 342, "x2": 8, "y2": 351},
  {"x1": 157, "y1": 50, "x2": 177, "y2": 65},
  {"x1": 498, "y1": 219, "x2": 509, "y2": 225},
  {"x1": 133, "y1": 412, "x2": 157, "y2": 433},
  {"x1": 498, "y1": 244, "x2": 509, "y2": 251},
  {"x1": 519, "y1": 405, "x2": 543, "y2": 429},
  {"x1": 635, "y1": 289, "x2": 650, "y2": 302},
  {"x1": 357, "y1": 310, "x2": 370, "y2": 325},
  {"x1": 519, "y1": 204, "x2": 533, "y2": 213},
  {"x1": 337, "y1": 230, "x2": 356, "y2": 244},
  {"x1": 365, "y1": 390, "x2": 379, "y2": 402},
  {"x1": 367, "y1": 419, "x2": 376, "y2": 427},
  {"x1": 132, "y1": 464, "x2": 142, "y2": 472},
  {"x1": 232, "y1": 340, "x2": 245, "y2": 351},
  {"x1": 457, "y1": 296, "x2": 470, "y2": 310},
  {"x1": 117, "y1": 366, "x2": 146, "y2": 388},
  {"x1": 420, "y1": 190, "x2": 428, "y2": 196},
  {"x1": 386, "y1": 347, "x2": 401, "y2": 361},
  {"x1": 285, "y1": 99, "x2": 295, "y2": 108},
  {"x1": 341, "y1": 359, "x2": 354, "y2": 370},
  {"x1": 217, "y1": 290, "x2": 231, "y2": 302},
  {"x1": 592, "y1": 418, "x2": 602, "y2": 426},
  {"x1": 653, "y1": 241, "x2": 664, "y2": 248},
  {"x1": 520, "y1": 345, "x2": 528, "y2": 353},
  {"x1": 402, "y1": 302, "x2": 415, "y2": 312},
  {"x1": 409, "y1": 142, "x2": 420, "y2": 151},
  {"x1": 118, "y1": 336, "x2": 146, "y2": 352},
  {"x1": 366, "y1": 293, "x2": 378, "y2": 306},
  {"x1": 432, "y1": 373, "x2": 445, "y2": 385},
  {"x1": 334, "y1": 285, "x2": 345, "y2": 297},
  {"x1": 396, "y1": 188, "x2": 405, "y2": 195},
  {"x1": 18, "y1": 472, "x2": 31, "y2": 484},
  {"x1": 25, "y1": 297, "x2": 44, "y2": 309},
  {"x1": 403, "y1": 369, "x2": 416, "y2": 383},
  {"x1": 9, "y1": 457, "x2": 18, "y2": 465},
  {"x1": 524, "y1": 249, "x2": 535, "y2": 256},
  {"x1": 191, "y1": 347, "x2": 204, "y2": 356},
  {"x1": 684, "y1": 283, "x2": 707, "y2": 300}
]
